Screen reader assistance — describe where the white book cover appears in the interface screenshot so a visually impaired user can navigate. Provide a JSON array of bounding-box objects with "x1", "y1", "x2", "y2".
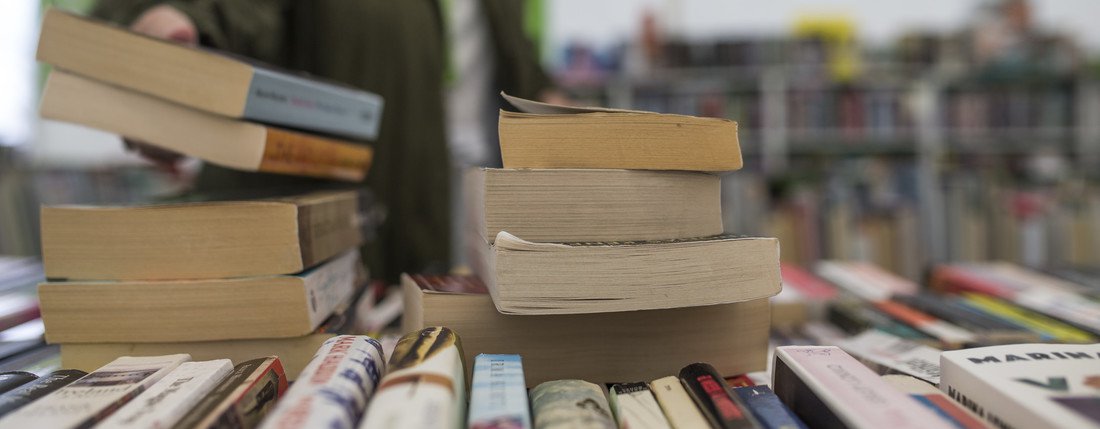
[
  {"x1": 359, "y1": 327, "x2": 465, "y2": 429},
  {"x1": 941, "y1": 343, "x2": 1100, "y2": 429},
  {"x1": 610, "y1": 383, "x2": 671, "y2": 429},
  {"x1": 96, "y1": 359, "x2": 232, "y2": 429},
  {"x1": 839, "y1": 329, "x2": 942, "y2": 385},
  {"x1": 0, "y1": 354, "x2": 189, "y2": 429},
  {"x1": 258, "y1": 335, "x2": 385, "y2": 429}
]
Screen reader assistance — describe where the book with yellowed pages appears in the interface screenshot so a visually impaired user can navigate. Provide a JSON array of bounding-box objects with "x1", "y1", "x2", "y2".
[
  {"x1": 40, "y1": 71, "x2": 373, "y2": 182},
  {"x1": 471, "y1": 168, "x2": 722, "y2": 244},
  {"x1": 39, "y1": 250, "x2": 360, "y2": 343},
  {"x1": 476, "y1": 232, "x2": 780, "y2": 315},
  {"x1": 498, "y1": 93, "x2": 742, "y2": 171},
  {"x1": 36, "y1": 8, "x2": 383, "y2": 141},
  {"x1": 41, "y1": 190, "x2": 362, "y2": 281},
  {"x1": 401, "y1": 274, "x2": 770, "y2": 386}
]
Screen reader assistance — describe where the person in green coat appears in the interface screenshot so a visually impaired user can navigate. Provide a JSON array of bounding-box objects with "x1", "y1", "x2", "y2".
[{"x1": 90, "y1": 0, "x2": 554, "y2": 282}]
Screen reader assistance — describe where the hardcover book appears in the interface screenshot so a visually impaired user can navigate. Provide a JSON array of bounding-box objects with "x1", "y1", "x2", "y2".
[
  {"x1": 37, "y1": 9, "x2": 383, "y2": 140},
  {"x1": 940, "y1": 343, "x2": 1100, "y2": 429},
  {"x1": 41, "y1": 189, "x2": 363, "y2": 281},
  {"x1": 481, "y1": 232, "x2": 780, "y2": 315},
  {"x1": 498, "y1": 93, "x2": 742, "y2": 172},
  {"x1": 0, "y1": 354, "x2": 189, "y2": 429},
  {"x1": 40, "y1": 71, "x2": 373, "y2": 182},
  {"x1": 40, "y1": 250, "x2": 360, "y2": 343},
  {"x1": 402, "y1": 274, "x2": 770, "y2": 386}
]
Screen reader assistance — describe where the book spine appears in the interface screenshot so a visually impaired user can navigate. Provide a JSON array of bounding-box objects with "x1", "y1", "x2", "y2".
[
  {"x1": 940, "y1": 364, "x2": 1016, "y2": 429},
  {"x1": 678, "y1": 363, "x2": 758, "y2": 429},
  {"x1": 907, "y1": 392, "x2": 989, "y2": 429},
  {"x1": 468, "y1": 354, "x2": 531, "y2": 429},
  {"x1": 258, "y1": 128, "x2": 373, "y2": 183},
  {"x1": 649, "y1": 376, "x2": 713, "y2": 429},
  {"x1": 97, "y1": 360, "x2": 234, "y2": 429},
  {"x1": 530, "y1": 380, "x2": 615, "y2": 429},
  {"x1": 0, "y1": 354, "x2": 189, "y2": 429},
  {"x1": 302, "y1": 250, "x2": 361, "y2": 331},
  {"x1": 0, "y1": 369, "x2": 86, "y2": 418},
  {"x1": 609, "y1": 382, "x2": 672, "y2": 429},
  {"x1": 0, "y1": 372, "x2": 37, "y2": 395},
  {"x1": 172, "y1": 358, "x2": 264, "y2": 429},
  {"x1": 732, "y1": 386, "x2": 808, "y2": 429},
  {"x1": 244, "y1": 67, "x2": 384, "y2": 141},
  {"x1": 359, "y1": 327, "x2": 467, "y2": 429},
  {"x1": 258, "y1": 336, "x2": 384, "y2": 429},
  {"x1": 957, "y1": 294, "x2": 1095, "y2": 343},
  {"x1": 774, "y1": 346, "x2": 955, "y2": 429},
  {"x1": 872, "y1": 300, "x2": 977, "y2": 346}
]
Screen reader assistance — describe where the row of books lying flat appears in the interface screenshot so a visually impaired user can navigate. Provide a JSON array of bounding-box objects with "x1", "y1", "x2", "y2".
[
  {"x1": 0, "y1": 326, "x2": 1096, "y2": 429},
  {"x1": 773, "y1": 261, "x2": 1100, "y2": 350}
]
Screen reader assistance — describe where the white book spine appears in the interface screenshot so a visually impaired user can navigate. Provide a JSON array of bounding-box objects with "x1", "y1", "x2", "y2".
[
  {"x1": 95, "y1": 359, "x2": 232, "y2": 429},
  {"x1": 0, "y1": 354, "x2": 189, "y2": 429},
  {"x1": 258, "y1": 335, "x2": 385, "y2": 429},
  {"x1": 303, "y1": 249, "x2": 360, "y2": 329},
  {"x1": 359, "y1": 327, "x2": 466, "y2": 429}
]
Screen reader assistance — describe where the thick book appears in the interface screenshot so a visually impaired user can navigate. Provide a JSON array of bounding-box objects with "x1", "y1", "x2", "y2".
[
  {"x1": 258, "y1": 336, "x2": 384, "y2": 429},
  {"x1": 956, "y1": 293, "x2": 1096, "y2": 343},
  {"x1": 0, "y1": 354, "x2": 188, "y2": 429},
  {"x1": 678, "y1": 363, "x2": 758, "y2": 429},
  {"x1": 402, "y1": 274, "x2": 770, "y2": 386},
  {"x1": 468, "y1": 354, "x2": 532, "y2": 429},
  {"x1": 649, "y1": 376, "x2": 712, "y2": 429},
  {"x1": 732, "y1": 386, "x2": 808, "y2": 429},
  {"x1": 481, "y1": 232, "x2": 780, "y2": 315},
  {"x1": 40, "y1": 250, "x2": 359, "y2": 343},
  {"x1": 0, "y1": 372, "x2": 36, "y2": 396},
  {"x1": 359, "y1": 327, "x2": 467, "y2": 429},
  {"x1": 772, "y1": 346, "x2": 956, "y2": 429},
  {"x1": 838, "y1": 329, "x2": 942, "y2": 385},
  {"x1": 98, "y1": 360, "x2": 234, "y2": 429},
  {"x1": 530, "y1": 380, "x2": 615, "y2": 429},
  {"x1": 609, "y1": 382, "x2": 671, "y2": 429},
  {"x1": 41, "y1": 190, "x2": 363, "y2": 281},
  {"x1": 172, "y1": 356, "x2": 288, "y2": 429},
  {"x1": 880, "y1": 375, "x2": 988, "y2": 429},
  {"x1": 41, "y1": 71, "x2": 373, "y2": 182},
  {"x1": 940, "y1": 343, "x2": 1100, "y2": 429},
  {"x1": 0, "y1": 369, "x2": 86, "y2": 418},
  {"x1": 498, "y1": 93, "x2": 742, "y2": 172},
  {"x1": 472, "y1": 168, "x2": 722, "y2": 244},
  {"x1": 37, "y1": 9, "x2": 383, "y2": 140}
]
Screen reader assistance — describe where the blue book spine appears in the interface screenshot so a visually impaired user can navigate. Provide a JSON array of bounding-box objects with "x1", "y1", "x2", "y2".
[
  {"x1": 468, "y1": 354, "x2": 532, "y2": 429},
  {"x1": 733, "y1": 386, "x2": 809, "y2": 429}
]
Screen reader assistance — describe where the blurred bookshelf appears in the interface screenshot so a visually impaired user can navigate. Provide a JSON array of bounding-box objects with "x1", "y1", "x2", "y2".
[{"x1": 556, "y1": 31, "x2": 1100, "y2": 280}]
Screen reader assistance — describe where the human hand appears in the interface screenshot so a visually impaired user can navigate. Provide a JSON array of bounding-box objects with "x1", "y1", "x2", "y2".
[{"x1": 124, "y1": 5, "x2": 198, "y2": 172}]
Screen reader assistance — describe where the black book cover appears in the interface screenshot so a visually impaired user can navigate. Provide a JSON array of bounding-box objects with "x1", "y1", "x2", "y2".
[
  {"x1": 678, "y1": 363, "x2": 759, "y2": 429},
  {"x1": 0, "y1": 369, "x2": 86, "y2": 417},
  {"x1": 0, "y1": 372, "x2": 37, "y2": 395}
]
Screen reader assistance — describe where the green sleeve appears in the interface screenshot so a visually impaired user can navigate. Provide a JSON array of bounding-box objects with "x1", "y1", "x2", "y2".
[
  {"x1": 482, "y1": 0, "x2": 553, "y2": 99},
  {"x1": 90, "y1": 0, "x2": 289, "y2": 64}
]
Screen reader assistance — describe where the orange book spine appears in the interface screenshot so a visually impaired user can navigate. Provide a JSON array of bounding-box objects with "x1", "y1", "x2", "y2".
[{"x1": 259, "y1": 128, "x2": 373, "y2": 182}]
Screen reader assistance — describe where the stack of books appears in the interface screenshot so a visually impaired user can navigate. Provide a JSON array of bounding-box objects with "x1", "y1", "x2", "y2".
[
  {"x1": 405, "y1": 93, "x2": 781, "y2": 385},
  {"x1": 31, "y1": 9, "x2": 382, "y2": 380}
]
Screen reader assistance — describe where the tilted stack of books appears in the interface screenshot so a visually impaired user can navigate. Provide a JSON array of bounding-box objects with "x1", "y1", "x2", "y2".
[
  {"x1": 404, "y1": 93, "x2": 782, "y2": 385},
  {"x1": 31, "y1": 9, "x2": 382, "y2": 381}
]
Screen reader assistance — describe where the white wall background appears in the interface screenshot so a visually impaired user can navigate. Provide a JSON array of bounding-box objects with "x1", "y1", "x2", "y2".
[{"x1": 547, "y1": 0, "x2": 1100, "y2": 52}]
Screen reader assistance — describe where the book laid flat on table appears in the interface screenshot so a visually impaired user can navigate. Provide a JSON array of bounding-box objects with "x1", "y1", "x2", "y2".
[
  {"x1": 402, "y1": 274, "x2": 770, "y2": 386},
  {"x1": 39, "y1": 250, "x2": 359, "y2": 343},
  {"x1": 481, "y1": 232, "x2": 780, "y2": 314},
  {"x1": 37, "y1": 9, "x2": 383, "y2": 140},
  {"x1": 40, "y1": 71, "x2": 373, "y2": 182},
  {"x1": 940, "y1": 343, "x2": 1100, "y2": 429},
  {"x1": 471, "y1": 168, "x2": 722, "y2": 243},
  {"x1": 41, "y1": 190, "x2": 361, "y2": 281},
  {"x1": 880, "y1": 375, "x2": 988, "y2": 429},
  {"x1": 498, "y1": 93, "x2": 742, "y2": 171}
]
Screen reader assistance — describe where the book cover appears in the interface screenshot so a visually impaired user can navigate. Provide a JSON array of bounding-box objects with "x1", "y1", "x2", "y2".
[
  {"x1": 679, "y1": 363, "x2": 758, "y2": 429},
  {"x1": 172, "y1": 356, "x2": 287, "y2": 429},
  {"x1": 98, "y1": 360, "x2": 233, "y2": 429},
  {"x1": 608, "y1": 382, "x2": 671, "y2": 429},
  {"x1": 839, "y1": 329, "x2": 942, "y2": 384},
  {"x1": 733, "y1": 385, "x2": 808, "y2": 429},
  {"x1": 649, "y1": 376, "x2": 712, "y2": 429},
  {"x1": 0, "y1": 369, "x2": 86, "y2": 418},
  {"x1": 468, "y1": 354, "x2": 531, "y2": 429},
  {"x1": 772, "y1": 346, "x2": 955, "y2": 429},
  {"x1": 359, "y1": 327, "x2": 466, "y2": 429},
  {"x1": 0, "y1": 354, "x2": 189, "y2": 429},
  {"x1": 258, "y1": 336, "x2": 385, "y2": 429},
  {"x1": 0, "y1": 372, "x2": 36, "y2": 395},
  {"x1": 940, "y1": 343, "x2": 1100, "y2": 429},
  {"x1": 530, "y1": 380, "x2": 615, "y2": 429},
  {"x1": 880, "y1": 375, "x2": 988, "y2": 429}
]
